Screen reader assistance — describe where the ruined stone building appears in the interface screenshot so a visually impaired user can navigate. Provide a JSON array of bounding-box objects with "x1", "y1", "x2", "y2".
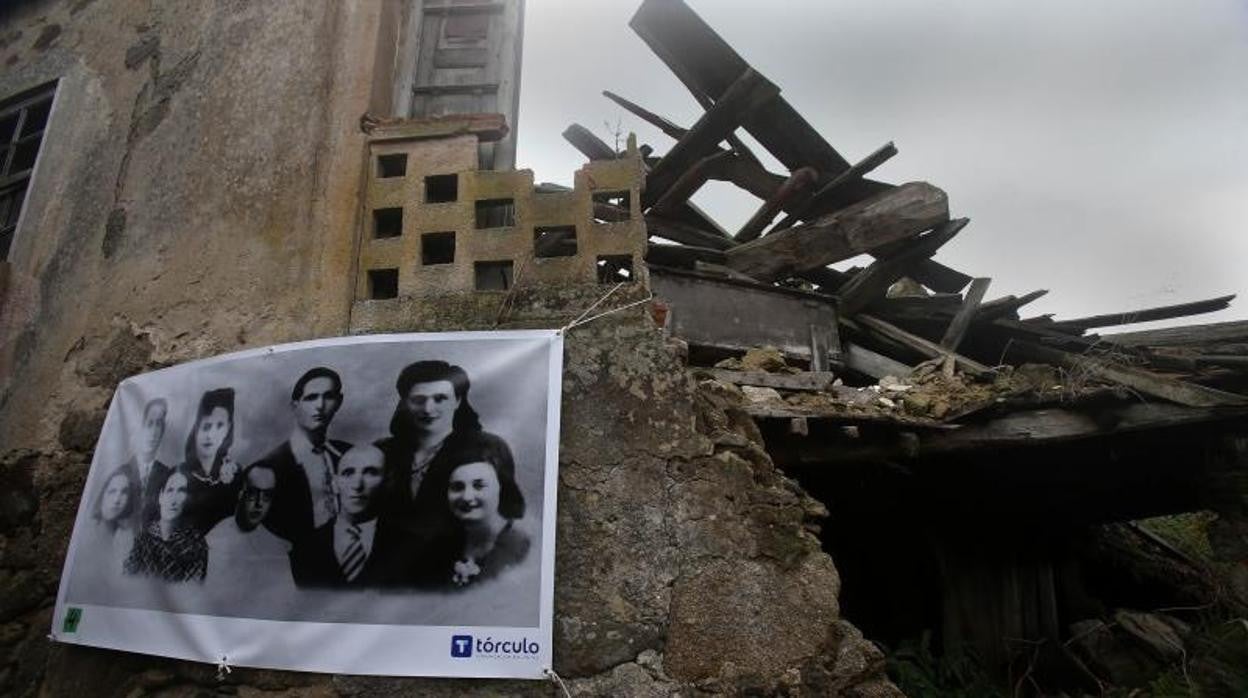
[
  {"x1": 4, "y1": 0, "x2": 1247, "y2": 696},
  {"x1": 0, "y1": 1, "x2": 901, "y2": 695}
]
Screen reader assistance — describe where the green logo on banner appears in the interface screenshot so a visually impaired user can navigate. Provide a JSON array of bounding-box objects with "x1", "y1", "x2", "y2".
[{"x1": 62, "y1": 607, "x2": 82, "y2": 633}]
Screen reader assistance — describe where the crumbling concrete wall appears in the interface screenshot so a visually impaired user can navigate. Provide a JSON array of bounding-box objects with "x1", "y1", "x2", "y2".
[
  {"x1": 0, "y1": 1, "x2": 898, "y2": 695},
  {"x1": 358, "y1": 124, "x2": 645, "y2": 300}
]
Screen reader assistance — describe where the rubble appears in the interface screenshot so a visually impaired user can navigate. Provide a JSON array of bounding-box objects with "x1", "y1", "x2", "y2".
[{"x1": 561, "y1": 0, "x2": 1245, "y2": 421}]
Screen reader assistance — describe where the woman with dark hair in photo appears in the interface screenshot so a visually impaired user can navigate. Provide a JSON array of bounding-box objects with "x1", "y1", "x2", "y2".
[
  {"x1": 82, "y1": 468, "x2": 139, "y2": 579},
  {"x1": 425, "y1": 440, "x2": 531, "y2": 588},
  {"x1": 376, "y1": 361, "x2": 516, "y2": 530},
  {"x1": 124, "y1": 469, "x2": 208, "y2": 582},
  {"x1": 180, "y1": 388, "x2": 243, "y2": 534}
]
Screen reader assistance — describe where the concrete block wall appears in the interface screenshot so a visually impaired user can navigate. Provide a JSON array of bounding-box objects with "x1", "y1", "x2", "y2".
[{"x1": 355, "y1": 131, "x2": 647, "y2": 301}]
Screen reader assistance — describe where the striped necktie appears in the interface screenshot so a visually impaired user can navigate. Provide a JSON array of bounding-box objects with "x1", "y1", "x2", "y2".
[{"x1": 340, "y1": 523, "x2": 366, "y2": 582}]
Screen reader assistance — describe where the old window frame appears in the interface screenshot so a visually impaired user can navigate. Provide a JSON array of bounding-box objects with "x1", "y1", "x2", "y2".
[{"x1": 0, "y1": 80, "x2": 58, "y2": 262}]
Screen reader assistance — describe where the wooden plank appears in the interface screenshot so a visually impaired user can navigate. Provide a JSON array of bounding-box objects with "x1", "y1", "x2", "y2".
[
  {"x1": 852, "y1": 314, "x2": 995, "y2": 377},
  {"x1": 706, "y1": 153, "x2": 790, "y2": 201},
  {"x1": 1048, "y1": 295, "x2": 1236, "y2": 333},
  {"x1": 603, "y1": 90, "x2": 688, "y2": 141},
  {"x1": 629, "y1": 0, "x2": 852, "y2": 179},
  {"x1": 835, "y1": 218, "x2": 969, "y2": 316},
  {"x1": 646, "y1": 214, "x2": 736, "y2": 250},
  {"x1": 771, "y1": 142, "x2": 899, "y2": 233},
  {"x1": 925, "y1": 402, "x2": 1248, "y2": 452},
  {"x1": 975, "y1": 290, "x2": 1049, "y2": 322},
  {"x1": 735, "y1": 167, "x2": 819, "y2": 242},
  {"x1": 562, "y1": 123, "x2": 617, "y2": 161},
  {"x1": 645, "y1": 243, "x2": 726, "y2": 268},
  {"x1": 940, "y1": 277, "x2": 992, "y2": 350},
  {"x1": 909, "y1": 259, "x2": 974, "y2": 294},
  {"x1": 724, "y1": 182, "x2": 949, "y2": 283},
  {"x1": 700, "y1": 369, "x2": 836, "y2": 391},
  {"x1": 1018, "y1": 340, "x2": 1248, "y2": 407},
  {"x1": 843, "y1": 341, "x2": 913, "y2": 380},
  {"x1": 1106, "y1": 320, "x2": 1248, "y2": 348},
  {"x1": 651, "y1": 150, "x2": 736, "y2": 217},
  {"x1": 644, "y1": 68, "x2": 780, "y2": 205}
]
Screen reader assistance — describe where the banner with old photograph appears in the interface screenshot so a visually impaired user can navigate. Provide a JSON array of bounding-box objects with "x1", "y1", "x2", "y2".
[{"x1": 52, "y1": 330, "x2": 562, "y2": 678}]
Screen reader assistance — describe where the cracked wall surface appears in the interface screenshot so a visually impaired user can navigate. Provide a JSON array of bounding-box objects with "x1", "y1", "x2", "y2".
[{"x1": 0, "y1": 1, "x2": 898, "y2": 695}]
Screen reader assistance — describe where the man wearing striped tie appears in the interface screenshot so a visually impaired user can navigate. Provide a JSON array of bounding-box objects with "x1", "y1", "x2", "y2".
[{"x1": 290, "y1": 444, "x2": 406, "y2": 588}]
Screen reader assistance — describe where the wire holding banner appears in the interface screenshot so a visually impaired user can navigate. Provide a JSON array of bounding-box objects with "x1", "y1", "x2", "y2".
[{"x1": 559, "y1": 281, "x2": 653, "y2": 334}]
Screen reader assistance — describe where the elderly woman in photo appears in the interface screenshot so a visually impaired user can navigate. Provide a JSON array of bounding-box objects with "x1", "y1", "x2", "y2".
[
  {"x1": 425, "y1": 441, "x2": 531, "y2": 588},
  {"x1": 125, "y1": 469, "x2": 208, "y2": 582},
  {"x1": 82, "y1": 468, "x2": 139, "y2": 578},
  {"x1": 181, "y1": 388, "x2": 243, "y2": 534},
  {"x1": 376, "y1": 361, "x2": 515, "y2": 528}
]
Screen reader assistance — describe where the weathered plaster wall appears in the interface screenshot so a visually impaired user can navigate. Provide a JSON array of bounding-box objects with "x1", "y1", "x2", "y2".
[
  {"x1": 0, "y1": 0, "x2": 376, "y2": 450},
  {"x1": 0, "y1": 1, "x2": 898, "y2": 695}
]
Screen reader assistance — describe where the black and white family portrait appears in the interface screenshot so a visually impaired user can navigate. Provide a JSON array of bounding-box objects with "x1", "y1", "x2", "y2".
[{"x1": 61, "y1": 334, "x2": 557, "y2": 628}]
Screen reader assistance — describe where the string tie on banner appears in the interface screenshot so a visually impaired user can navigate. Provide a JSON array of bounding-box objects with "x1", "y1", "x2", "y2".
[
  {"x1": 559, "y1": 281, "x2": 654, "y2": 334},
  {"x1": 544, "y1": 667, "x2": 573, "y2": 698},
  {"x1": 216, "y1": 656, "x2": 232, "y2": 682}
]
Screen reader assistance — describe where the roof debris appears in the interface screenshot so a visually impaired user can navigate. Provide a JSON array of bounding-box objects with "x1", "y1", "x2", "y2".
[{"x1": 561, "y1": 0, "x2": 1246, "y2": 425}]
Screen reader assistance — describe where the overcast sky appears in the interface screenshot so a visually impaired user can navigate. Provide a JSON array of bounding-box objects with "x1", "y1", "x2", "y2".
[{"x1": 515, "y1": 0, "x2": 1248, "y2": 331}]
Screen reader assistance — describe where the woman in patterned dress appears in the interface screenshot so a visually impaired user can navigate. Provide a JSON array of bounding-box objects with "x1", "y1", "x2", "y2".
[{"x1": 124, "y1": 469, "x2": 208, "y2": 582}]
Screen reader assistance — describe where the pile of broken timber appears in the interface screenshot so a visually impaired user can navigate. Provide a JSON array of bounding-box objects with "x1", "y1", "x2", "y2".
[{"x1": 560, "y1": 0, "x2": 1247, "y2": 421}]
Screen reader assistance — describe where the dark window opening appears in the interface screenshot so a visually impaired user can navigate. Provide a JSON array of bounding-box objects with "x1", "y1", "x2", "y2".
[
  {"x1": 592, "y1": 190, "x2": 631, "y2": 223},
  {"x1": 373, "y1": 207, "x2": 403, "y2": 239},
  {"x1": 367, "y1": 268, "x2": 399, "y2": 300},
  {"x1": 0, "y1": 81, "x2": 57, "y2": 262},
  {"x1": 377, "y1": 153, "x2": 407, "y2": 179},
  {"x1": 475, "y1": 198, "x2": 515, "y2": 229},
  {"x1": 421, "y1": 231, "x2": 455, "y2": 265},
  {"x1": 425, "y1": 173, "x2": 458, "y2": 203},
  {"x1": 597, "y1": 255, "x2": 634, "y2": 284},
  {"x1": 474, "y1": 260, "x2": 513, "y2": 291},
  {"x1": 534, "y1": 225, "x2": 577, "y2": 258}
]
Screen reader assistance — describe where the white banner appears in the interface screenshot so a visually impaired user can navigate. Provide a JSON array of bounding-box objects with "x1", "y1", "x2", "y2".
[{"x1": 52, "y1": 330, "x2": 563, "y2": 678}]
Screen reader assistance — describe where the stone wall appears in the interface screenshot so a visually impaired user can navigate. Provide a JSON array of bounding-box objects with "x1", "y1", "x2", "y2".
[{"x1": 0, "y1": 1, "x2": 898, "y2": 695}]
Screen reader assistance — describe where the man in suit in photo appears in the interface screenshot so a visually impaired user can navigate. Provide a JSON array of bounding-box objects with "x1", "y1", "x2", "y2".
[
  {"x1": 290, "y1": 445, "x2": 409, "y2": 589},
  {"x1": 204, "y1": 463, "x2": 295, "y2": 595},
  {"x1": 117, "y1": 398, "x2": 171, "y2": 530},
  {"x1": 254, "y1": 367, "x2": 351, "y2": 546}
]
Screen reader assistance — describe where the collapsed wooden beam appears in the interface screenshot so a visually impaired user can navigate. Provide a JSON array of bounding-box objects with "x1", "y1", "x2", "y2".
[
  {"x1": 734, "y1": 167, "x2": 818, "y2": 243},
  {"x1": 1047, "y1": 295, "x2": 1236, "y2": 333},
  {"x1": 940, "y1": 277, "x2": 992, "y2": 351},
  {"x1": 562, "y1": 123, "x2": 617, "y2": 161},
  {"x1": 646, "y1": 214, "x2": 736, "y2": 250},
  {"x1": 1018, "y1": 341, "x2": 1248, "y2": 408},
  {"x1": 630, "y1": 0, "x2": 852, "y2": 178},
  {"x1": 645, "y1": 243, "x2": 726, "y2": 269},
  {"x1": 908, "y1": 260, "x2": 974, "y2": 294},
  {"x1": 835, "y1": 217, "x2": 969, "y2": 316},
  {"x1": 603, "y1": 90, "x2": 688, "y2": 141},
  {"x1": 644, "y1": 68, "x2": 780, "y2": 206},
  {"x1": 851, "y1": 314, "x2": 995, "y2": 378},
  {"x1": 651, "y1": 150, "x2": 736, "y2": 217},
  {"x1": 771, "y1": 142, "x2": 899, "y2": 233},
  {"x1": 975, "y1": 290, "x2": 1049, "y2": 322},
  {"x1": 705, "y1": 153, "x2": 789, "y2": 200},
  {"x1": 723, "y1": 181, "x2": 949, "y2": 282}
]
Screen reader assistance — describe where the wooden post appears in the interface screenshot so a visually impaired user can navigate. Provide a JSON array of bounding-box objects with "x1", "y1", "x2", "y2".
[{"x1": 940, "y1": 277, "x2": 992, "y2": 350}]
